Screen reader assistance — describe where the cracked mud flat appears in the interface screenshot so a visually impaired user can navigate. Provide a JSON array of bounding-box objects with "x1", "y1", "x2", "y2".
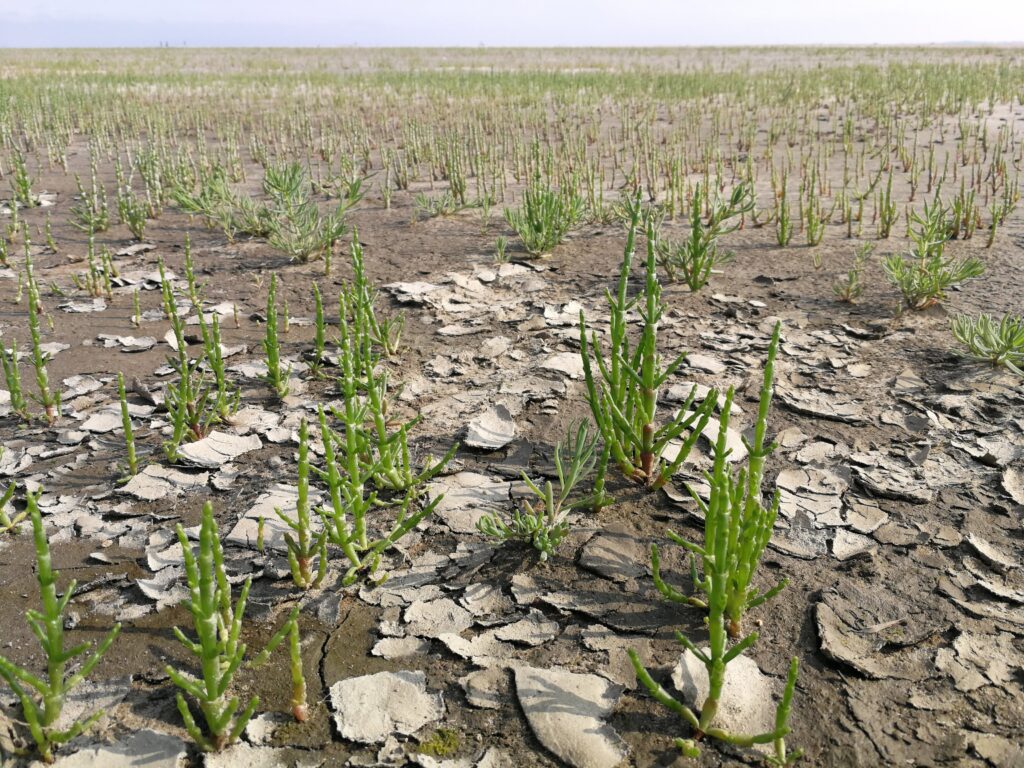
[{"x1": 1, "y1": 49, "x2": 1024, "y2": 768}]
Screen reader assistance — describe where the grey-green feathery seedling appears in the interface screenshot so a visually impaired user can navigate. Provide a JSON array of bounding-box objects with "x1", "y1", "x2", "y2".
[
  {"x1": 0, "y1": 489, "x2": 121, "y2": 763},
  {"x1": 656, "y1": 181, "x2": 754, "y2": 291},
  {"x1": 504, "y1": 173, "x2": 584, "y2": 257},
  {"x1": 0, "y1": 481, "x2": 27, "y2": 535},
  {"x1": 832, "y1": 243, "x2": 872, "y2": 303},
  {"x1": 275, "y1": 419, "x2": 328, "y2": 589},
  {"x1": 652, "y1": 323, "x2": 786, "y2": 639},
  {"x1": 579, "y1": 192, "x2": 717, "y2": 491},
  {"x1": 882, "y1": 249, "x2": 984, "y2": 310},
  {"x1": 262, "y1": 273, "x2": 291, "y2": 397},
  {"x1": 951, "y1": 313, "x2": 1024, "y2": 376},
  {"x1": 477, "y1": 420, "x2": 600, "y2": 561},
  {"x1": 882, "y1": 194, "x2": 984, "y2": 309}
]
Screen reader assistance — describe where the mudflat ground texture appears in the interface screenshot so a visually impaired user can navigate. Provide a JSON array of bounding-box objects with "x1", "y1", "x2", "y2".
[{"x1": 0, "y1": 47, "x2": 1022, "y2": 768}]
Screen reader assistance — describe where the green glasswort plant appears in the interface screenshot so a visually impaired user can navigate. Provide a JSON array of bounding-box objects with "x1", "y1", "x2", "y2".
[
  {"x1": 117, "y1": 373, "x2": 139, "y2": 478},
  {"x1": 263, "y1": 274, "x2": 291, "y2": 397},
  {"x1": 27, "y1": 277, "x2": 60, "y2": 425},
  {"x1": 652, "y1": 323, "x2": 786, "y2": 639},
  {"x1": 656, "y1": 182, "x2": 753, "y2": 291},
  {"x1": 343, "y1": 233, "x2": 404, "y2": 358},
  {"x1": 275, "y1": 420, "x2": 327, "y2": 589},
  {"x1": 504, "y1": 174, "x2": 584, "y2": 257},
  {"x1": 477, "y1": 420, "x2": 600, "y2": 561},
  {"x1": 167, "y1": 501, "x2": 268, "y2": 751},
  {"x1": 629, "y1": 650, "x2": 800, "y2": 766},
  {"x1": 0, "y1": 489, "x2": 121, "y2": 763},
  {"x1": 951, "y1": 313, "x2": 1024, "y2": 375},
  {"x1": 630, "y1": 323, "x2": 801, "y2": 764},
  {"x1": 579, "y1": 193, "x2": 717, "y2": 490},
  {"x1": 1, "y1": 341, "x2": 31, "y2": 423},
  {"x1": 287, "y1": 621, "x2": 308, "y2": 721},
  {"x1": 315, "y1": 401, "x2": 444, "y2": 586}
]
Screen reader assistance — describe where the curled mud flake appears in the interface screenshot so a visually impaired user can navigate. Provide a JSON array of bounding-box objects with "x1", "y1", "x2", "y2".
[
  {"x1": 515, "y1": 665, "x2": 626, "y2": 768},
  {"x1": 539, "y1": 352, "x2": 585, "y2": 379},
  {"x1": 176, "y1": 430, "x2": 262, "y2": 468},
  {"x1": 935, "y1": 631, "x2": 1021, "y2": 692},
  {"x1": 426, "y1": 472, "x2": 510, "y2": 535},
  {"x1": 329, "y1": 671, "x2": 444, "y2": 744},
  {"x1": 816, "y1": 581, "x2": 942, "y2": 681},
  {"x1": 776, "y1": 383, "x2": 868, "y2": 424},
  {"x1": 48, "y1": 729, "x2": 187, "y2": 768},
  {"x1": 464, "y1": 405, "x2": 516, "y2": 450}
]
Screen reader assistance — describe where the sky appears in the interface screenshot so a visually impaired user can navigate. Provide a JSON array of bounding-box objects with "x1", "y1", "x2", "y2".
[{"x1": 1, "y1": 0, "x2": 1022, "y2": 48}]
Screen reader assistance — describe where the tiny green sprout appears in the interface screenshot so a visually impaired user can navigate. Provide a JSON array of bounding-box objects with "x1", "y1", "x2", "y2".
[
  {"x1": 117, "y1": 373, "x2": 139, "y2": 479},
  {"x1": 262, "y1": 274, "x2": 291, "y2": 398}
]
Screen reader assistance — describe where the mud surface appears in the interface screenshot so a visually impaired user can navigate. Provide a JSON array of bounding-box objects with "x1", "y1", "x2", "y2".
[{"x1": 1, "y1": 48, "x2": 1023, "y2": 768}]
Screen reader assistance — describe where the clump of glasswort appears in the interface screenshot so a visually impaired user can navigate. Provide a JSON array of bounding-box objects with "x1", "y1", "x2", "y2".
[
  {"x1": 0, "y1": 489, "x2": 121, "y2": 763},
  {"x1": 579, "y1": 192, "x2": 717, "y2": 497}
]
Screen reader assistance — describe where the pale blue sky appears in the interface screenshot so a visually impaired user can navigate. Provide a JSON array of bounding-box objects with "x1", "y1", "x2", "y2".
[{"x1": 2, "y1": 0, "x2": 1022, "y2": 47}]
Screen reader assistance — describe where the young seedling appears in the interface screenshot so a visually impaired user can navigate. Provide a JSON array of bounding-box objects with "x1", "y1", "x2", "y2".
[
  {"x1": 166, "y1": 502, "x2": 260, "y2": 751},
  {"x1": 477, "y1": 420, "x2": 600, "y2": 561},
  {"x1": 27, "y1": 281, "x2": 60, "y2": 425},
  {"x1": 1, "y1": 341, "x2": 31, "y2": 422},
  {"x1": 494, "y1": 234, "x2": 509, "y2": 264},
  {"x1": 504, "y1": 174, "x2": 584, "y2": 257},
  {"x1": 0, "y1": 481, "x2": 27, "y2": 535},
  {"x1": 579, "y1": 192, "x2": 717, "y2": 490},
  {"x1": 0, "y1": 489, "x2": 121, "y2": 763},
  {"x1": 657, "y1": 182, "x2": 753, "y2": 291},
  {"x1": 275, "y1": 420, "x2": 328, "y2": 589},
  {"x1": 117, "y1": 373, "x2": 139, "y2": 478},
  {"x1": 832, "y1": 243, "x2": 872, "y2": 303},
  {"x1": 951, "y1": 313, "x2": 1024, "y2": 376},
  {"x1": 263, "y1": 274, "x2": 291, "y2": 398},
  {"x1": 308, "y1": 283, "x2": 326, "y2": 378}
]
